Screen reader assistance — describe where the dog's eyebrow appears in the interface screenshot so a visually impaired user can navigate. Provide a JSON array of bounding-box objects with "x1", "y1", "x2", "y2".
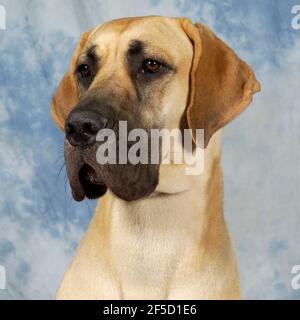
[
  {"x1": 85, "y1": 45, "x2": 98, "y2": 59},
  {"x1": 128, "y1": 40, "x2": 144, "y2": 55}
]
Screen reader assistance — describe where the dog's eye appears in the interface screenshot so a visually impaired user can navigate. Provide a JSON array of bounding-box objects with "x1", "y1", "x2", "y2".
[
  {"x1": 141, "y1": 59, "x2": 161, "y2": 74},
  {"x1": 78, "y1": 64, "x2": 91, "y2": 78}
]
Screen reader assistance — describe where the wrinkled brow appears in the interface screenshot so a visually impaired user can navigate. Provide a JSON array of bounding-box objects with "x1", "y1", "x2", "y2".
[
  {"x1": 85, "y1": 45, "x2": 98, "y2": 59},
  {"x1": 127, "y1": 40, "x2": 144, "y2": 55}
]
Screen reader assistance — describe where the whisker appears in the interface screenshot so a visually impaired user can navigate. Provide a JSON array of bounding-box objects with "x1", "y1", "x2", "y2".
[
  {"x1": 57, "y1": 161, "x2": 66, "y2": 179},
  {"x1": 64, "y1": 171, "x2": 69, "y2": 196}
]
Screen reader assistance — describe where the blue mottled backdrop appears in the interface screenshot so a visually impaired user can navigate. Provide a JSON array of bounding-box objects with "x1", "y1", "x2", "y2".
[{"x1": 0, "y1": 0, "x2": 299, "y2": 299}]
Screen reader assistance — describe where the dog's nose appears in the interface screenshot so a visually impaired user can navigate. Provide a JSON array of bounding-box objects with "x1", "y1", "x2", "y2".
[{"x1": 65, "y1": 109, "x2": 108, "y2": 147}]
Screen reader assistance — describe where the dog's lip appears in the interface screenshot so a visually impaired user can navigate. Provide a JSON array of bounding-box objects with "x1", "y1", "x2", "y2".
[
  {"x1": 67, "y1": 160, "x2": 86, "y2": 202},
  {"x1": 71, "y1": 185, "x2": 86, "y2": 202}
]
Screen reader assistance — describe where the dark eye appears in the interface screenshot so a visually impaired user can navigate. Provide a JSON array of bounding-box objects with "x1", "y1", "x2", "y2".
[
  {"x1": 141, "y1": 59, "x2": 161, "y2": 74},
  {"x1": 77, "y1": 64, "x2": 91, "y2": 78}
]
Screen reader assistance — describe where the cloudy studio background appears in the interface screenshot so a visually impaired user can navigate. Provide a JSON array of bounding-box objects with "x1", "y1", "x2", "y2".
[{"x1": 0, "y1": 0, "x2": 299, "y2": 299}]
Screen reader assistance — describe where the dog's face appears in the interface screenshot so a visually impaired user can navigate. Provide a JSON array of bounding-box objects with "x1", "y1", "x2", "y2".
[{"x1": 51, "y1": 16, "x2": 260, "y2": 202}]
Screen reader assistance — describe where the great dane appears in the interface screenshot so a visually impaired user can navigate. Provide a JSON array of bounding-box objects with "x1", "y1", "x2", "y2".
[{"x1": 51, "y1": 16, "x2": 260, "y2": 299}]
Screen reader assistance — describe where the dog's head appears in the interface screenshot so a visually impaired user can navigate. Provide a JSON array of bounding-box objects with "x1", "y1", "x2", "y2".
[{"x1": 51, "y1": 16, "x2": 260, "y2": 202}]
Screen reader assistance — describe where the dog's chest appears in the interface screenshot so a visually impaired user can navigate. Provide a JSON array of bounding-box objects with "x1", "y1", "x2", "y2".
[{"x1": 107, "y1": 193, "x2": 207, "y2": 299}]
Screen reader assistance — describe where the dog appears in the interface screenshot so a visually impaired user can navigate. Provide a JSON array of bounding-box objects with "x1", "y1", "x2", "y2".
[{"x1": 51, "y1": 16, "x2": 260, "y2": 299}]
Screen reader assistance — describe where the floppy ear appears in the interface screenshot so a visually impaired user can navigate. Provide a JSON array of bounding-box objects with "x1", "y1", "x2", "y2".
[
  {"x1": 51, "y1": 30, "x2": 92, "y2": 131},
  {"x1": 180, "y1": 19, "x2": 260, "y2": 148}
]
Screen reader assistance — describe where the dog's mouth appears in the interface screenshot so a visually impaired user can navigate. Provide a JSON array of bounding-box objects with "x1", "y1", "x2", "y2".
[
  {"x1": 64, "y1": 140, "x2": 107, "y2": 202},
  {"x1": 65, "y1": 139, "x2": 159, "y2": 202},
  {"x1": 70, "y1": 163, "x2": 107, "y2": 202},
  {"x1": 78, "y1": 164, "x2": 108, "y2": 200}
]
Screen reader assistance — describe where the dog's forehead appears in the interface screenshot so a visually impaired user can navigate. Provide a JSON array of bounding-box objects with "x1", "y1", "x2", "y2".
[{"x1": 88, "y1": 16, "x2": 193, "y2": 61}]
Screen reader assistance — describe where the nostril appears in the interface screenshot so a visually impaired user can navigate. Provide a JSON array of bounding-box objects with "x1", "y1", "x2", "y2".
[
  {"x1": 65, "y1": 123, "x2": 75, "y2": 135},
  {"x1": 82, "y1": 122, "x2": 99, "y2": 136}
]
